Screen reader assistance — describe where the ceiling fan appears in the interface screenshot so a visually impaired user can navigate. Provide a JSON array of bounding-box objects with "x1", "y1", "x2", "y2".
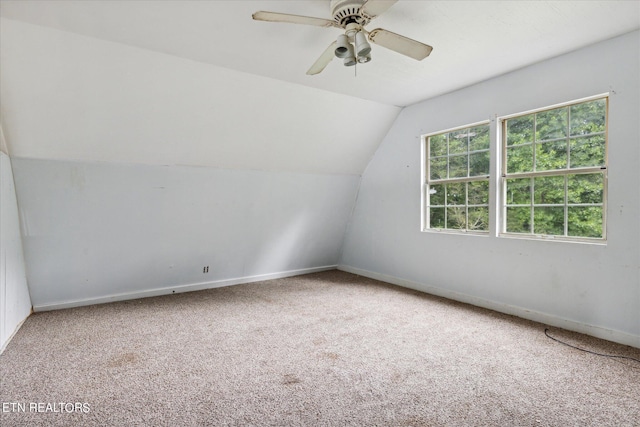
[{"x1": 252, "y1": 0, "x2": 433, "y2": 75}]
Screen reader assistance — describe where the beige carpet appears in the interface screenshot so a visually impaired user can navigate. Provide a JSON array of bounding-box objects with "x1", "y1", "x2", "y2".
[{"x1": 1, "y1": 270, "x2": 639, "y2": 426}]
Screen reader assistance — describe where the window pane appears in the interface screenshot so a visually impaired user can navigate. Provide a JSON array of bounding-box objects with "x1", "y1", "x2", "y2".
[
  {"x1": 568, "y1": 206, "x2": 602, "y2": 238},
  {"x1": 468, "y1": 180, "x2": 489, "y2": 205},
  {"x1": 449, "y1": 130, "x2": 468, "y2": 154},
  {"x1": 506, "y1": 144, "x2": 533, "y2": 173},
  {"x1": 430, "y1": 207, "x2": 445, "y2": 229},
  {"x1": 469, "y1": 126, "x2": 490, "y2": 151},
  {"x1": 469, "y1": 151, "x2": 490, "y2": 176},
  {"x1": 567, "y1": 173, "x2": 603, "y2": 205},
  {"x1": 449, "y1": 155, "x2": 468, "y2": 178},
  {"x1": 506, "y1": 178, "x2": 531, "y2": 205},
  {"x1": 425, "y1": 123, "x2": 490, "y2": 233},
  {"x1": 446, "y1": 207, "x2": 466, "y2": 229},
  {"x1": 570, "y1": 99, "x2": 606, "y2": 136},
  {"x1": 570, "y1": 135, "x2": 605, "y2": 168},
  {"x1": 429, "y1": 184, "x2": 445, "y2": 206},
  {"x1": 447, "y1": 183, "x2": 465, "y2": 205},
  {"x1": 536, "y1": 107, "x2": 567, "y2": 141},
  {"x1": 430, "y1": 157, "x2": 447, "y2": 180},
  {"x1": 534, "y1": 176, "x2": 565, "y2": 205},
  {"x1": 534, "y1": 207, "x2": 564, "y2": 236},
  {"x1": 429, "y1": 134, "x2": 447, "y2": 157},
  {"x1": 535, "y1": 140, "x2": 567, "y2": 171},
  {"x1": 506, "y1": 207, "x2": 531, "y2": 233},
  {"x1": 500, "y1": 98, "x2": 607, "y2": 240},
  {"x1": 506, "y1": 115, "x2": 534, "y2": 146},
  {"x1": 468, "y1": 207, "x2": 489, "y2": 231}
]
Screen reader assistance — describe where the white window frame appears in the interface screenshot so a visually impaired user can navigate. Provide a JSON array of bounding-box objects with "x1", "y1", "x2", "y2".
[
  {"x1": 498, "y1": 94, "x2": 609, "y2": 242},
  {"x1": 421, "y1": 120, "x2": 491, "y2": 234}
]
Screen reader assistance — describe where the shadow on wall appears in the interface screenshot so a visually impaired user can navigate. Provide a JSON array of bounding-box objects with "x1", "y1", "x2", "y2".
[{"x1": 249, "y1": 212, "x2": 315, "y2": 275}]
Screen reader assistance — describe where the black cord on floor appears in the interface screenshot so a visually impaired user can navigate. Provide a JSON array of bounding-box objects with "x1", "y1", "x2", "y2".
[{"x1": 544, "y1": 328, "x2": 640, "y2": 363}]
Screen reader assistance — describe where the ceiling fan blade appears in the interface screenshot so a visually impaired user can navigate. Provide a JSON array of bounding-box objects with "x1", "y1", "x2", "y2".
[
  {"x1": 307, "y1": 41, "x2": 338, "y2": 75},
  {"x1": 360, "y1": 0, "x2": 398, "y2": 19},
  {"x1": 368, "y1": 28, "x2": 433, "y2": 60},
  {"x1": 252, "y1": 11, "x2": 340, "y2": 28}
]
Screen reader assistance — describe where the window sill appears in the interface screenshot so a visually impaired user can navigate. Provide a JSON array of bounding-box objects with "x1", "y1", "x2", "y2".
[
  {"x1": 499, "y1": 232, "x2": 607, "y2": 245},
  {"x1": 422, "y1": 228, "x2": 489, "y2": 237}
]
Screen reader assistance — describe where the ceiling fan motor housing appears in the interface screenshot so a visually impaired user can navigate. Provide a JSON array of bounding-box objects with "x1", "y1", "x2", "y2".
[{"x1": 330, "y1": 0, "x2": 370, "y2": 27}]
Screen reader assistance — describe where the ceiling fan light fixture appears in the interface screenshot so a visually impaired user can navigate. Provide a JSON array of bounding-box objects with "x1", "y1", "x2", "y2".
[
  {"x1": 335, "y1": 34, "x2": 351, "y2": 58},
  {"x1": 357, "y1": 53, "x2": 372, "y2": 63},
  {"x1": 343, "y1": 54, "x2": 356, "y2": 67},
  {"x1": 355, "y1": 30, "x2": 371, "y2": 56}
]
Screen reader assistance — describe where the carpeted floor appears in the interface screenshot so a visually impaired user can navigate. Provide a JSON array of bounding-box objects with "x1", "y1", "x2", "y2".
[{"x1": 1, "y1": 270, "x2": 639, "y2": 426}]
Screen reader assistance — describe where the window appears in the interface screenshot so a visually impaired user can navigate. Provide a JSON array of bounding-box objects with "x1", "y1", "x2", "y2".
[
  {"x1": 501, "y1": 97, "x2": 607, "y2": 240},
  {"x1": 421, "y1": 95, "x2": 608, "y2": 242},
  {"x1": 423, "y1": 122, "x2": 490, "y2": 233}
]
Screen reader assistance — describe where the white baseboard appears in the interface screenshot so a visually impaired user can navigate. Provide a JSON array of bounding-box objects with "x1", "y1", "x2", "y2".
[
  {"x1": 338, "y1": 265, "x2": 640, "y2": 349},
  {"x1": 33, "y1": 265, "x2": 337, "y2": 312}
]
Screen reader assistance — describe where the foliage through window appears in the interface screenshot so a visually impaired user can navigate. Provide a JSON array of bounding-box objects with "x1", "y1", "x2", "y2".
[
  {"x1": 502, "y1": 97, "x2": 607, "y2": 239},
  {"x1": 424, "y1": 123, "x2": 490, "y2": 233}
]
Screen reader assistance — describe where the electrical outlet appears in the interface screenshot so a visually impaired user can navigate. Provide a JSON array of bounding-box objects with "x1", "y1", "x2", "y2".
[{"x1": 203, "y1": 266, "x2": 209, "y2": 273}]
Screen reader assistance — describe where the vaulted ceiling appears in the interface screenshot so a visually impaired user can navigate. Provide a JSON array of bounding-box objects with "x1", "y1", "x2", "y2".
[
  {"x1": 0, "y1": 1, "x2": 638, "y2": 173},
  {"x1": 2, "y1": 0, "x2": 638, "y2": 107}
]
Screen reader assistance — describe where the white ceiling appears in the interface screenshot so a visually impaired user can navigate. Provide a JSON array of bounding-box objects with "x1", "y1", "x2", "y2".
[{"x1": 1, "y1": 0, "x2": 638, "y2": 107}]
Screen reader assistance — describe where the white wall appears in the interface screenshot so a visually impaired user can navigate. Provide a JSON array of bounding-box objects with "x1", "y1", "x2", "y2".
[
  {"x1": 0, "y1": 17, "x2": 389, "y2": 312},
  {"x1": 340, "y1": 31, "x2": 640, "y2": 348},
  {"x1": 12, "y1": 158, "x2": 359, "y2": 310},
  {"x1": 0, "y1": 149, "x2": 32, "y2": 352}
]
